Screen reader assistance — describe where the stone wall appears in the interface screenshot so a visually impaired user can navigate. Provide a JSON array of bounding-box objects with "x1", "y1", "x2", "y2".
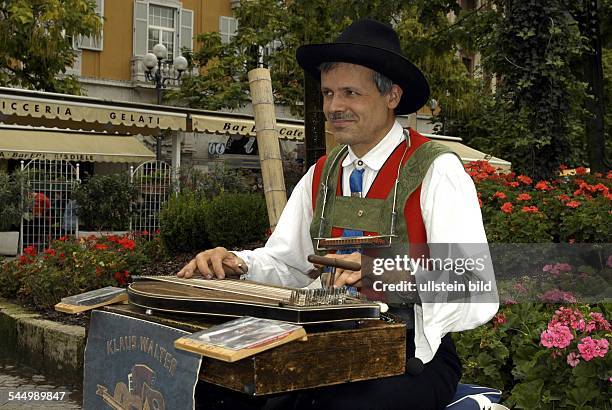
[{"x1": 0, "y1": 299, "x2": 86, "y2": 386}]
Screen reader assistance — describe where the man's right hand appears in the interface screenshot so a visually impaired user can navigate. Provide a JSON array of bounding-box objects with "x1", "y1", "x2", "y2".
[{"x1": 177, "y1": 247, "x2": 247, "y2": 280}]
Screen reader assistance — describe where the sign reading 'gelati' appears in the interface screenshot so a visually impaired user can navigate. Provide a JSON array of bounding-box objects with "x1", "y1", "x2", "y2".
[{"x1": 0, "y1": 98, "x2": 186, "y2": 130}]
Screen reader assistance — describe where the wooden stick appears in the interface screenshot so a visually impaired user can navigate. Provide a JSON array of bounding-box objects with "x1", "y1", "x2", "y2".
[
  {"x1": 307, "y1": 254, "x2": 361, "y2": 271},
  {"x1": 248, "y1": 68, "x2": 287, "y2": 230}
]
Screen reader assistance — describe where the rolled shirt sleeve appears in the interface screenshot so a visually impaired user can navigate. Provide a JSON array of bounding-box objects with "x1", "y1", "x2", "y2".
[{"x1": 415, "y1": 153, "x2": 499, "y2": 363}]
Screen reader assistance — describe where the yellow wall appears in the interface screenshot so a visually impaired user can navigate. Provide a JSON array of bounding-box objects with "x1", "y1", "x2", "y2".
[{"x1": 81, "y1": 0, "x2": 234, "y2": 81}]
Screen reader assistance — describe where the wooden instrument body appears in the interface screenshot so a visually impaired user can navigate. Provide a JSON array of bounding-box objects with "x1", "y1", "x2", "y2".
[{"x1": 127, "y1": 276, "x2": 381, "y2": 324}]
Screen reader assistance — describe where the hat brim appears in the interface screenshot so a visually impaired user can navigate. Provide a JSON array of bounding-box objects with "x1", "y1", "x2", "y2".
[{"x1": 296, "y1": 43, "x2": 430, "y2": 115}]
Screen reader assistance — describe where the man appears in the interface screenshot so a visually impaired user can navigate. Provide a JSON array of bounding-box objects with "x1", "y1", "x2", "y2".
[{"x1": 181, "y1": 19, "x2": 497, "y2": 409}]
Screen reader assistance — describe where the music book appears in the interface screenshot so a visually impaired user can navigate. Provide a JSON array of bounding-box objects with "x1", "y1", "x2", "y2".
[
  {"x1": 174, "y1": 316, "x2": 307, "y2": 362},
  {"x1": 54, "y1": 286, "x2": 128, "y2": 314}
]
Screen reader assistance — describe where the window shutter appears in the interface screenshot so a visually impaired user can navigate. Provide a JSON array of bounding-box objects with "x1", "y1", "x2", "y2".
[
  {"x1": 219, "y1": 16, "x2": 237, "y2": 44},
  {"x1": 78, "y1": 0, "x2": 104, "y2": 51},
  {"x1": 133, "y1": 0, "x2": 149, "y2": 56},
  {"x1": 180, "y1": 8, "x2": 193, "y2": 53}
]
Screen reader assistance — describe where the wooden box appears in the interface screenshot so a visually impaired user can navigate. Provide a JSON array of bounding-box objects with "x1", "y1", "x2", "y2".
[{"x1": 104, "y1": 304, "x2": 406, "y2": 396}]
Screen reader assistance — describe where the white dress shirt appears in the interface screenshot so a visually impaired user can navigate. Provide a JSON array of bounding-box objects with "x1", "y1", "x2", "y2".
[{"x1": 234, "y1": 121, "x2": 498, "y2": 363}]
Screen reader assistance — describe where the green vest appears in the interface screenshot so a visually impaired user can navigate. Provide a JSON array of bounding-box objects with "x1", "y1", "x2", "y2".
[{"x1": 309, "y1": 140, "x2": 456, "y2": 255}]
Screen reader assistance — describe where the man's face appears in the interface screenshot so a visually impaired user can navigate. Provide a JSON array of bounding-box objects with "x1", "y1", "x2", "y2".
[{"x1": 321, "y1": 63, "x2": 401, "y2": 156}]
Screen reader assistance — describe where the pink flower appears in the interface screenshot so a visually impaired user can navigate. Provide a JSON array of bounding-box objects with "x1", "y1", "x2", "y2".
[
  {"x1": 541, "y1": 323, "x2": 574, "y2": 349},
  {"x1": 556, "y1": 263, "x2": 572, "y2": 272},
  {"x1": 589, "y1": 312, "x2": 612, "y2": 331},
  {"x1": 540, "y1": 289, "x2": 577, "y2": 303},
  {"x1": 551, "y1": 323, "x2": 574, "y2": 348},
  {"x1": 521, "y1": 206, "x2": 539, "y2": 213},
  {"x1": 566, "y1": 352, "x2": 580, "y2": 367},
  {"x1": 513, "y1": 283, "x2": 528, "y2": 294},
  {"x1": 553, "y1": 307, "x2": 584, "y2": 328},
  {"x1": 494, "y1": 313, "x2": 506, "y2": 326},
  {"x1": 566, "y1": 200, "x2": 581, "y2": 208},
  {"x1": 541, "y1": 330, "x2": 556, "y2": 348},
  {"x1": 571, "y1": 319, "x2": 586, "y2": 331},
  {"x1": 578, "y1": 337, "x2": 597, "y2": 361},
  {"x1": 594, "y1": 339, "x2": 609, "y2": 358},
  {"x1": 542, "y1": 263, "x2": 572, "y2": 276},
  {"x1": 585, "y1": 321, "x2": 597, "y2": 333},
  {"x1": 503, "y1": 297, "x2": 517, "y2": 306}
]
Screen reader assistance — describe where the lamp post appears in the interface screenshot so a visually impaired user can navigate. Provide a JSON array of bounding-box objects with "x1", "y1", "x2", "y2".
[{"x1": 143, "y1": 43, "x2": 188, "y2": 160}]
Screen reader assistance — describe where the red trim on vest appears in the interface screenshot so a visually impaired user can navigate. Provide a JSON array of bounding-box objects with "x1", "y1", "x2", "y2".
[
  {"x1": 311, "y1": 155, "x2": 328, "y2": 209},
  {"x1": 311, "y1": 129, "x2": 432, "y2": 247}
]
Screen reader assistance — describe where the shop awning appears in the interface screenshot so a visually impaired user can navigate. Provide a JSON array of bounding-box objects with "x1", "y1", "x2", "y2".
[
  {"x1": 0, "y1": 88, "x2": 187, "y2": 133},
  {"x1": 0, "y1": 129, "x2": 155, "y2": 163},
  {"x1": 192, "y1": 114, "x2": 304, "y2": 141}
]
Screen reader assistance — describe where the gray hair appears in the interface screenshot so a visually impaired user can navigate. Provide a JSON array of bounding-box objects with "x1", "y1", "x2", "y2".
[{"x1": 318, "y1": 62, "x2": 394, "y2": 96}]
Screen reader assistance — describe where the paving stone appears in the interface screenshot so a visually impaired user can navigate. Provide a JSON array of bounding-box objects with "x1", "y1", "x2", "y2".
[{"x1": 0, "y1": 362, "x2": 81, "y2": 409}]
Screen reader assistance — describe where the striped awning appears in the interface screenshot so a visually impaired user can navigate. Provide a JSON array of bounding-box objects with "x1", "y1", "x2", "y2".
[
  {"x1": 0, "y1": 89, "x2": 187, "y2": 133},
  {"x1": 0, "y1": 129, "x2": 155, "y2": 163}
]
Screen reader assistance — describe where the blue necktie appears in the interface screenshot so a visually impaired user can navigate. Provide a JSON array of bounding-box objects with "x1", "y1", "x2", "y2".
[{"x1": 338, "y1": 167, "x2": 364, "y2": 254}]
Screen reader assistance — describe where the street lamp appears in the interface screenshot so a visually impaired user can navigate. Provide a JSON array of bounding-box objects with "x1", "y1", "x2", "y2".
[{"x1": 143, "y1": 43, "x2": 188, "y2": 159}]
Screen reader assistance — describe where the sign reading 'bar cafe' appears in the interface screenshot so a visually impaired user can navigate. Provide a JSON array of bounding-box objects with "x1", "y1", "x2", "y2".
[{"x1": 192, "y1": 115, "x2": 305, "y2": 141}]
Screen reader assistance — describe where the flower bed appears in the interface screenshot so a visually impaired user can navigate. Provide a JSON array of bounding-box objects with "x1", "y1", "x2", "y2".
[
  {"x1": 0, "y1": 233, "x2": 164, "y2": 310},
  {"x1": 455, "y1": 303, "x2": 611, "y2": 408},
  {"x1": 454, "y1": 163, "x2": 612, "y2": 407}
]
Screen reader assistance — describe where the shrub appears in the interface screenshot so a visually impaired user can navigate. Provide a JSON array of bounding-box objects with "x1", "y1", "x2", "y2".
[
  {"x1": 179, "y1": 165, "x2": 250, "y2": 199},
  {"x1": 159, "y1": 192, "x2": 210, "y2": 255},
  {"x1": 204, "y1": 192, "x2": 268, "y2": 248},
  {"x1": 73, "y1": 173, "x2": 137, "y2": 231},
  {"x1": 0, "y1": 235, "x2": 152, "y2": 309},
  {"x1": 0, "y1": 170, "x2": 29, "y2": 231}
]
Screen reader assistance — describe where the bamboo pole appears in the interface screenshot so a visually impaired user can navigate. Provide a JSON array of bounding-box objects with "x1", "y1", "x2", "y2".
[{"x1": 248, "y1": 68, "x2": 287, "y2": 230}]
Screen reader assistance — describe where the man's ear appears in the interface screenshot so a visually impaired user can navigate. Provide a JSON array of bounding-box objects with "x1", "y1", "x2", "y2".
[{"x1": 387, "y1": 84, "x2": 403, "y2": 110}]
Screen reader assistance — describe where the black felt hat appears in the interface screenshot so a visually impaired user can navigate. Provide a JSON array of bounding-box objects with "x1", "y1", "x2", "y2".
[{"x1": 296, "y1": 19, "x2": 430, "y2": 115}]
